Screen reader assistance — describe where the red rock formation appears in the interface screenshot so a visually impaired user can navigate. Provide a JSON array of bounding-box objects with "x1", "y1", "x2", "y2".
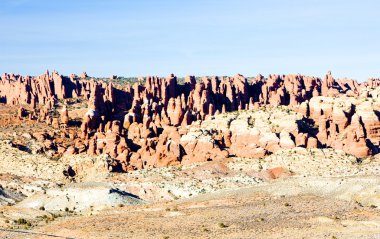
[
  {"x1": 0, "y1": 69, "x2": 379, "y2": 173},
  {"x1": 344, "y1": 114, "x2": 372, "y2": 158},
  {"x1": 60, "y1": 106, "x2": 69, "y2": 125}
]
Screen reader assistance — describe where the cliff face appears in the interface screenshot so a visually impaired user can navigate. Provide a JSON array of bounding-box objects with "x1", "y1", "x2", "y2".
[{"x1": 1, "y1": 70, "x2": 379, "y2": 171}]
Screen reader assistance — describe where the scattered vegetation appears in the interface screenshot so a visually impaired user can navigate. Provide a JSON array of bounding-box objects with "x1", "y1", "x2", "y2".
[
  {"x1": 218, "y1": 222, "x2": 228, "y2": 228},
  {"x1": 15, "y1": 218, "x2": 31, "y2": 227}
]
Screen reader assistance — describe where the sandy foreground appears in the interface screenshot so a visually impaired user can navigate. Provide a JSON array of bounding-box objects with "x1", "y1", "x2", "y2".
[
  {"x1": 0, "y1": 140, "x2": 380, "y2": 239},
  {"x1": 0, "y1": 176, "x2": 379, "y2": 239}
]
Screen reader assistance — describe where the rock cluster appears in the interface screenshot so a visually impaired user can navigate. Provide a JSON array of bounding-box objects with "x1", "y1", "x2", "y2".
[{"x1": 1, "y1": 70, "x2": 379, "y2": 171}]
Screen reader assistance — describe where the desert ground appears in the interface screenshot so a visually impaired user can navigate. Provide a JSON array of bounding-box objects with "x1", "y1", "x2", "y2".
[
  {"x1": 0, "y1": 71, "x2": 379, "y2": 238},
  {"x1": 0, "y1": 139, "x2": 380, "y2": 238}
]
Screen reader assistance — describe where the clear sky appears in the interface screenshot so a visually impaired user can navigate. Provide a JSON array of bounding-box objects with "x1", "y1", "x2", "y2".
[{"x1": 0, "y1": 0, "x2": 379, "y2": 81}]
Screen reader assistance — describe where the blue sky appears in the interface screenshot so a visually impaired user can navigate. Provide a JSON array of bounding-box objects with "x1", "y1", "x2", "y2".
[{"x1": 0, "y1": 0, "x2": 379, "y2": 81}]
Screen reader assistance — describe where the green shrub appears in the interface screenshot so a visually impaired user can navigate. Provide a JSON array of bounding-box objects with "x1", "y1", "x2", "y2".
[
  {"x1": 218, "y1": 222, "x2": 228, "y2": 228},
  {"x1": 16, "y1": 218, "x2": 27, "y2": 224}
]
